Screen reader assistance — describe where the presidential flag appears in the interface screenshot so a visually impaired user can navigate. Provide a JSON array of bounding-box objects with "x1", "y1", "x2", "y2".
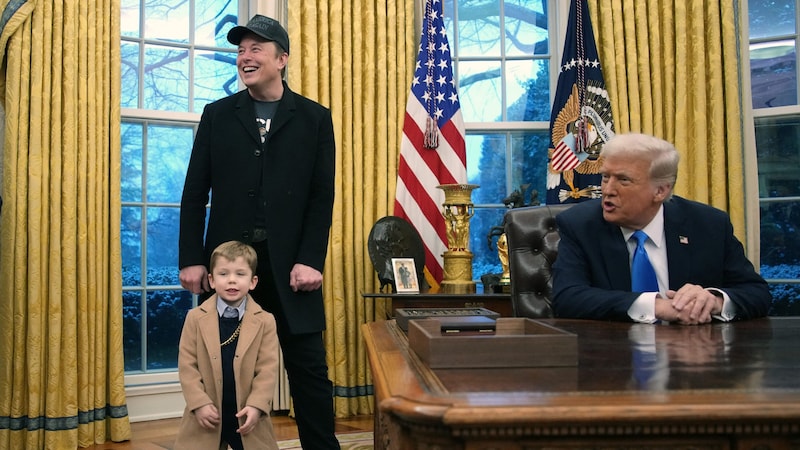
[
  {"x1": 546, "y1": 0, "x2": 614, "y2": 204},
  {"x1": 394, "y1": 0, "x2": 467, "y2": 288}
]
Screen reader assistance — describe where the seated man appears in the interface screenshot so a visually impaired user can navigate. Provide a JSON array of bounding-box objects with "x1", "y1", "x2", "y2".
[{"x1": 552, "y1": 133, "x2": 771, "y2": 324}]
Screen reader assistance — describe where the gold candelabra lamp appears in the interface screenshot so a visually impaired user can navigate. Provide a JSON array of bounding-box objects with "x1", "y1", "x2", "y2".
[
  {"x1": 497, "y1": 233, "x2": 511, "y2": 286},
  {"x1": 437, "y1": 183, "x2": 479, "y2": 294}
]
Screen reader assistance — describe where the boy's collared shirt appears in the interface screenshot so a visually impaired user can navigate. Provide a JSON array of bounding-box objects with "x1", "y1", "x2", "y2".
[{"x1": 216, "y1": 296, "x2": 247, "y2": 318}]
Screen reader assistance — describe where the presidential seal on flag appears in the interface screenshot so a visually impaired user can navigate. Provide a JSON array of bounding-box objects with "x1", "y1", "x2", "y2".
[
  {"x1": 548, "y1": 81, "x2": 614, "y2": 202},
  {"x1": 546, "y1": 0, "x2": 615, "y2": 204}
]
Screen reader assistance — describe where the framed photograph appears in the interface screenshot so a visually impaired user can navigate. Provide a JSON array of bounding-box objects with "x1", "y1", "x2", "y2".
[{"x1": 392, "y1": 258, "x2": 420, "y2": 294}]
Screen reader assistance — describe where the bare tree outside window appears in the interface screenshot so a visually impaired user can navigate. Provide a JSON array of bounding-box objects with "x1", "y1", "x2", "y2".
[
  {"x1": 749, "y1": 0, "x2": 800, "y2": 315},
  {"x1": 446, "y1": 0, "x2": 552, "y2": 285},
  {"x1": 119, "y1": 0, "x2": 568, "y2": 372},
  {"x1": 120, "y1": 0, "x2": 239, "y2": 372}
]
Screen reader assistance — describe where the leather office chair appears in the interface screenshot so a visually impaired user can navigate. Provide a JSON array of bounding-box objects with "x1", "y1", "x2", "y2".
[{"x1": 503, "y1": 204, "x2": 573, "y2": 318}]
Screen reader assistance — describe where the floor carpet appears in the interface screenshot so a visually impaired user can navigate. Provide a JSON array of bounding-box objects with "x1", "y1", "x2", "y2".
[{"x1": 277, "y1": 431, "x2": 373, "y2": 449}]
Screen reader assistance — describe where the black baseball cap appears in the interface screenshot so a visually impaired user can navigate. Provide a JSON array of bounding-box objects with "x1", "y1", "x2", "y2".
[{"x1": 227, "y1": 14, "x2": 290, "y2": 54}]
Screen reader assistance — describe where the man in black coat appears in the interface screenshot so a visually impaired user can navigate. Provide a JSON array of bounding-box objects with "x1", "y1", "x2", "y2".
[
  {"x1": 179, "y1": 14, "x2": 339, "y2": 449},
  {"x1": 552, "y1": 133, "x2": 771, "y2": 324}
]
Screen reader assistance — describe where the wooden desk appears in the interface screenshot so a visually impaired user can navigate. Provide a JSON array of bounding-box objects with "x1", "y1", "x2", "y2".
[
  {"x1": 363, "y1": 317, "x2": 800, "y2": 449},
  {"x1": 361, "y1": 292, "x2": 512, "y2": 317}
]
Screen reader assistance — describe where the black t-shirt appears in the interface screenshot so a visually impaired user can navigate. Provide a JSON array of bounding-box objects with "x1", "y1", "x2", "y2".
[{"x1": 253, "y1": 99, "x2": 280, "y2": 230}]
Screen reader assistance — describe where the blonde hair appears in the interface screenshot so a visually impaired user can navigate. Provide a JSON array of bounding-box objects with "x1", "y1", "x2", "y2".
[{"x1": 209, "y1": 241, "x2": 258, "y2": 273}]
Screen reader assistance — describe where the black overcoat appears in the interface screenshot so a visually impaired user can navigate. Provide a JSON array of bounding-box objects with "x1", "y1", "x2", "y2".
[{"x1": 179, "y1": 83, "x2": 335, "y2": 334}]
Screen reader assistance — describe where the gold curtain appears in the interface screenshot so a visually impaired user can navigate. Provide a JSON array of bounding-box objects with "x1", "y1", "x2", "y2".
[
  {"x1": 0, "y1": 0, "x2": 131, "y2": 448},
  {"x1": 589, "y1": 0, "x2": 749, "y2": 243},
  {"x1": 287, "y1": 0, "x2": 416, "y2": 416}
]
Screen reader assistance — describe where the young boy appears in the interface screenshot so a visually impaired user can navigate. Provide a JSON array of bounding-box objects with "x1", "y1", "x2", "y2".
[{"x1": 174, "y1": 241, "x2": 280, "y2": 450}]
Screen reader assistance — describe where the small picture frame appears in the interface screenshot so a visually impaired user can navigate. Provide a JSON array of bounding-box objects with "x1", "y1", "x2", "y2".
[{"x1": 392, "y1": 258, "x2": 419, "y2": 294}]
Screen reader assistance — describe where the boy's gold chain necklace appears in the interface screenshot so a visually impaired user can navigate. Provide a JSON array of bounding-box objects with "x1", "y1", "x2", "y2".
[{"x1": 221, "y1": 322, "x2": 242, "y2": 347}]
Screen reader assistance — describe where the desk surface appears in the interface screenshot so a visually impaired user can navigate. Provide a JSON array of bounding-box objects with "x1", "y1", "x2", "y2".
[
  {"x1": 361, "y1": 292, "x2": 510, "y2": 299},
  {"x1": 361, "y1": 292, "x2": 513, "y2": 317},
  {"x1": 364, "y1": 317, "x2": 800, "y2": 447}
]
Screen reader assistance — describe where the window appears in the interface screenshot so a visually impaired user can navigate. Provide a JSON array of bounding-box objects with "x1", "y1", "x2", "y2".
[
  {"x1": 749, "y1": 0, "x2": 800, "y2": 315},
  {"x1": 120, "y1": 0, "x2": 242, "y2": 374},
  {"x1": 120, "y1": 1, "x2": 558, "y2": 378},
  {"x1": 445, "y1": 0, "x2": 555, "y2": 287}
]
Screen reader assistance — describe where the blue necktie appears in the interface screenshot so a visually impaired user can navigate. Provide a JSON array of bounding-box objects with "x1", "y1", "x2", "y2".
[{"x1": 631, "y1": 230, "x2": 659, "y2": 292}]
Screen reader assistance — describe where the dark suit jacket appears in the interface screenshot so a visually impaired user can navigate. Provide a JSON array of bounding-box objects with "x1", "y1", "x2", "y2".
[
  {"x1": 552, "y1": 196, "x2": 771, "y2": 321},
  {"x1": 179, "y1": 83, "x2": 335, "y2": 334}
]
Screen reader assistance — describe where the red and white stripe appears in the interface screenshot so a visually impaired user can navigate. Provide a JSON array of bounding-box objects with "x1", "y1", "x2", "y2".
[
  {"x1": 394, "y1": 96, "x2": 466, "y2": 284},
  {"x1": 551, "y1": 139, "x2": 581, "y2": 172}
]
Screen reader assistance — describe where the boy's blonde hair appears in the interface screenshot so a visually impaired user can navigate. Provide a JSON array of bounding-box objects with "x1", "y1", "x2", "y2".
[{"x1": 209, "y1": 241, "x2": 258, "y2": 274}]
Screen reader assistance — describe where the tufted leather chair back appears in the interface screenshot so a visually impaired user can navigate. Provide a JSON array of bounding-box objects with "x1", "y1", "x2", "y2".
[{"x1": 503, "y1": 204, "x2": 573, "y2": 318}]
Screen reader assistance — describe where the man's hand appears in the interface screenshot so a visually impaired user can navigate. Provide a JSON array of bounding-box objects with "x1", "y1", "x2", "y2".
[
  {"x1": 193, "y1": 403, "x2": 220, "y2": 429},
  {"x1": 669, "y1": 284, "x2": 722, "y2": 324},
  {"x1": 235, "y1": 406, "x2": 264, "y2": 435},
  {"x1": 654, "y1": 296, "x2": 682, "y2": 322},
  {"x1": 289, "y1": 263, "x2": 322, "y2": 292},
  {"x1": 662, "y1": 284, "x2": 722, "y2": 325},
  {"x1": 180, "y1": 265, "x2": 209, "y2": 294}
]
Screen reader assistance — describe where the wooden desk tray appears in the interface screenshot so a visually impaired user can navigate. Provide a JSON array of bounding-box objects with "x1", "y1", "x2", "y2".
[
  {"x1": 394, "y1": 307, "x2": 500, "y2": 331},
  {"x1": 408, "y1": 317, "x2": 577, "y2": 369}
]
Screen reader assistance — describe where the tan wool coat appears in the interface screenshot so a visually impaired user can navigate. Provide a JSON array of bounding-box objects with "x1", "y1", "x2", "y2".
[{"x1": 174, "y1": 296, "x2": 280, "y2": 450}]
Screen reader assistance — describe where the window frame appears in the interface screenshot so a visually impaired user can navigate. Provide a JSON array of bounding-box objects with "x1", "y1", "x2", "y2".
[
  {"x1": 747, "y1": 1, "x2": 800, "y2": 297},
  {"x1": 440, "y1": 1, "x2": 563, "y2": 286},
  {"x1": 120, "y1": 0, "x2": 269, "y2": 421}
]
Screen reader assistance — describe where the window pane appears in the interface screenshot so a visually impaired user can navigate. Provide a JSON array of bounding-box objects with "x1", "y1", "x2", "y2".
[
  {"x1": 468, "y1": 133, "x2": 507, "y2": 204},
  {"x1": 505, "y1": 1, "x2": 549, "y2": 57},
  {"x1": 755, "y1": 116, "x2": 800, "y2": 291},
  {"x1": 123, "y1": 290, "x2": 143, "y2": 372},
  {"x1": 144, "y1": 0, "x2": 190, "y2": 43},
  {"x1": 121, "y1": 122, "x2": 143, "y2": 202},
  {"x1": 122, "y1": 206, "x2": 142, "y2": 286},
  {"x1": 761, "y1": 200, "x2": 800, "y2": 267},
  {"x1": 466, "y1": 134, "x2": 493, "y2": 195},
  {"x1": 123, "y1": 0, "x2": 241, "y2": 376},
  {"x1": 120, "y1": 0, "x2": 140, "y2": 38},
  {"x1": 510, "y1": 131, "x2": 549, "y2": 202},
  {"x1": 454, "y1": 0, "x2": 502, "y2": 57},
  {"x1": 506, "y1": 59, "x2": 550, "y2": 121},
  {"x1": 146, "y1": 207, "x2": 181, "y2": 286},
  {"x1": 766, "y1": 283, "x2": 800, "y2": 316},
  {"x1": 471, "y1": 207, "x2": 508, "y2": 288},
  {"x1": 143, "y1": 44, "x2": 190, "y2": 112},
  {"x1": 750, "y1": 40, "x2": 797, "y2": 108},
  {"x1": 195, "y1": 2, "x2": 238, "y2": 47},
  {"x1": 749, "y1": 0, "x2": 795, "y2": 40},
  {"x1": 459, "y1": 61, "x2": 503, "y2": 121},
  {"x1": 755, "y1": 116, "x2": 800, "y2": 198},
  {"x1": 120, "y1": 42, "x2": 140, "y2": 108},
  {"x1": 146, "y1": 124, "x2": 194, "y2": 203},
  {"x1": 444, "y1": 0, "x2": 457, "y2": 51},
  {"x1": 194, "y1": 50, "x2": 238, "y2": 112},
  {"x1": 146, "y1": 290, "x2": 192, "y2": 370}
]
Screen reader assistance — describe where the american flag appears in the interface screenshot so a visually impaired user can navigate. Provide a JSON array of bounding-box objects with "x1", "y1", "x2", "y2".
[
  {"x1": 546, "y1": 0, "x2": 614, "y2": 204},
  {"x1": 394, "y1": 0, "x2": 466, "y2": 287}
]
